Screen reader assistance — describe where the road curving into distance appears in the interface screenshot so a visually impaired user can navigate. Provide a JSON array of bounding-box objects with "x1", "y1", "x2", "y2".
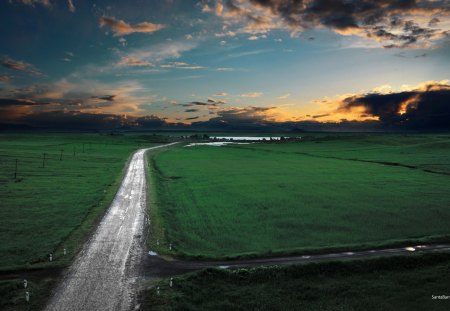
[{"x1": 45, "y1": 143, "x2": 177, "y2": 311}]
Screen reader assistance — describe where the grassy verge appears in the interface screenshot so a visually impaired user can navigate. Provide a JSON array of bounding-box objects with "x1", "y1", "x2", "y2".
[
  {"x1": 0, "y1": 278, "x2": 58, "y2": 311},
  {"x1": 145, "y1": 144, "x2": 182, "y2": 258},
  {"x1": 149, "y1": 134, "x2": 450, "y2": 259},
  {"x1": 141, "y1": 253, "x2": 450, "y2": 311}
]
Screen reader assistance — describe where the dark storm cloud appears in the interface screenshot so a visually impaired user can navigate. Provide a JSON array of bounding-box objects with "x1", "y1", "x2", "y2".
[
  {"x1": 190, "y1": 106, "x2": 278, "y2": 130},
  {"x1": 221, "y1": 0, "x2": 449, "y2": 48},
  {"x1": 19, "y1": 111, "x2": 127, "y2": 129},
  {"x1": 135, "y1": 115, "x2": 167, "y2": 128},
  {"x1": 1, "y1": 57, "x2": 42, "y2": 75},
  {"x1": 186, "y1": 116, "x2": 199, "y2": 120},
  {"x1": 339, "y1": 82, "x2": 450, "y2": 129},
  {"x1": 185, "y1": 108, "x2": 199, "y2": 112},
  {"x1": 15, "y1": 110, "x2": 168, "y2": 130}
]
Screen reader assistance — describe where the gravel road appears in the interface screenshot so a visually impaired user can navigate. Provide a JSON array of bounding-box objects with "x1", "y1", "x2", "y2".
[{"x1": 45, "y1": 144, "x2": 175, "y2": 311}]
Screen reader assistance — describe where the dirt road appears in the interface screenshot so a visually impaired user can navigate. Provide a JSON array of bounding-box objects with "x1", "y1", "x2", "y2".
[
  {"x1": 143, "y1": 243, "x2": 450, "y2": 278},
  {"x1": 45, "y1": 144, "x2": 175, "y2": 311}
]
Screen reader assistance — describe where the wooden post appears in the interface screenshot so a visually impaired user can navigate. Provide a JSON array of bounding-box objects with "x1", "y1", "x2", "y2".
[
  {"x1": 14, "y1": 159, "x2": 18, "y2": 179},
  {"x1": 25, "y1": 291, "x2": 30, "y2": 302}
]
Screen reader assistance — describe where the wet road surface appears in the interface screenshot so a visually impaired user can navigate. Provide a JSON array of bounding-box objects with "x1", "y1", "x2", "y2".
[
  {"x1": 143, "y1": 243, "x2": 450, "y2": 278},
  {"x1": 45, "y1": 144, "x2": 175, "y2": 311}
]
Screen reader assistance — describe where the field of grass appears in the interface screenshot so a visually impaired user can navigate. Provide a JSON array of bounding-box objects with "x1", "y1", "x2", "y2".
[
  {"x1": 150, "y1": 134, "x2": 450, "y2": 258},
  {"x1": 142, "y1": 253, "x2": 450, "y2": 311},
  {"x1": 0, "y1": 132, "x2": 171, "y2": 309}
]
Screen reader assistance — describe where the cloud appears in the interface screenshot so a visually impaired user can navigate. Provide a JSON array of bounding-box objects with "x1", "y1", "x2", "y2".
[
  {"x1": 217, "y1": 67, "x2": 236, "y2": 71},
  {"x1": 160, "y1": 62, "x2": 206, "y2": 69},
  {"x1": 99, "y1": 16, "x2": 165, "y2": 36},
  {"x1": 90, "y1": 95, "x2": 116, "y2": 102},
  {"x1": 0, "y1": 75, "x2": 11, "y2": 82},
  {"x1": 0, "y1": 98, "x2": 52, "y2": 106},
  {"x1": 215, "y1": 92, "x2": 228, "y2": 96},
  {"x1": 210, "y1": 0, "x2": 450, "y2": 48},
  {"x1": 118, "y1": 57, "x2": 154, "y2": 67},
  {"x1": 1, "y1": 57, "x2": 42, "y2": 75},
  {"x1": 338, "y1": 81, "x2": 450, "y2": 129},
  {"x1": 185, "y1": 108, "x2": 199, "y2": 112},
  {"x1": 123, "y1": 40, "x2": 198, "y2": 64},
  {"x1": 182, "y1": 98, "x2": 227, "y2": 109},
  {"x1": 278, "y1": 93, "x2": 291, "y2": 99},
  {"x1": 201, "y1": 3, "x2": 212, "y2": 12},
  {"x1": 189, "y1": 105, "x2": 280, "y2": 129},
  {"x1": 241, "y1": 92, "x2": 263, "y2": 98},
  {"x1": 13, "y1": 0, "x2": 51, "y2": 7},
  {"x1": 67, "y1": 0, "x2": 75, "y2": 12}
]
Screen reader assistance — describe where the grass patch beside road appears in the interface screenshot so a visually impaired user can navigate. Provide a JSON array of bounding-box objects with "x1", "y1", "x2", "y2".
[
  {"x1": 150, "y1": 134, "x2": 450, "y2": 259},
  {"x1": 142, "y1": 253, "x2": 450, "y2": 311},
  {"x1": 0, "y1": 133, "x2": 172, "y2": 273}
]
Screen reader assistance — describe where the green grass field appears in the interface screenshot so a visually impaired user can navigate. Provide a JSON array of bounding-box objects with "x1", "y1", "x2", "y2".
[
  {"x1": 143, "y1": 253, "x2": 450, "y2": 311},
  {"x1": 0, "y1": 133, "x2": 168, "y2": 270},
  {"x1": 150, "y1": 134, "x2": 450, "y2": 258}
]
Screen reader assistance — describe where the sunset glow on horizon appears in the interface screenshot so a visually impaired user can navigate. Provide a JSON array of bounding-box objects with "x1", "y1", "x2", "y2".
[{"x1": 0, "y1": 0, "x2": 449, "y2": 131}]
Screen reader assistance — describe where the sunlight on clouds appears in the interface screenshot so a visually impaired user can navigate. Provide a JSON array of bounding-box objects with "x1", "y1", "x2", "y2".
[{"x1": 241, "y1": 92, "x2": 263, "y2": 98}]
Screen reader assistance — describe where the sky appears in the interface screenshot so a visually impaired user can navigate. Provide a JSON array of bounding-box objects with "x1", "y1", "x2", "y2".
[{"x1": 0, "y1": 0, "x2": 449, "y2": 131}]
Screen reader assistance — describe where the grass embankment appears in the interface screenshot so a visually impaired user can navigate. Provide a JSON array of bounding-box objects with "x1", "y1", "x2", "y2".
[
  {"x1": 0, "y1": 132, "x2": 169, "y2": 310},
  {"x1": 149, "y1": 134, "x2": 450, "y2": 259},
  {"x1": 142, "y1": 253, "x2": 450, "y2": 311}
]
